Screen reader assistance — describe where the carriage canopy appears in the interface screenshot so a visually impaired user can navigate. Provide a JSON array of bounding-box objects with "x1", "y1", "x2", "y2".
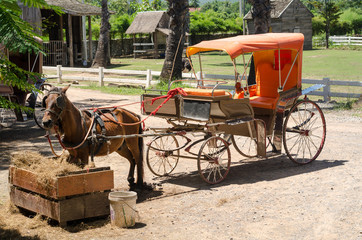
[{"x1": 186, "y1": 33, "x2": 304, "y2": 59}]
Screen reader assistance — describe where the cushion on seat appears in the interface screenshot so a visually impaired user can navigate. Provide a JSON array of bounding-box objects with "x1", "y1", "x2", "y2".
[
  {"x1": 183, "y1": 88, "x2": 228, "y2": 97},
  {"x1": 249, "y1": 96, "x2": 277, "y2": 109}
]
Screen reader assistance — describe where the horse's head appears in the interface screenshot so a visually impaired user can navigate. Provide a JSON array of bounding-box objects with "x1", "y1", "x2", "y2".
[{"x1": 42, "y1": 85, "x2": 70, "y2": 133}]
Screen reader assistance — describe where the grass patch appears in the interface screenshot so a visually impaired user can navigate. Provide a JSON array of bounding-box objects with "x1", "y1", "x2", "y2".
[
  {"x1": 302, "y1": 49, "x2": 362, "y2": 80},
  {"x1": 333, "y1": 99, "x2": 358, "y2": 110},
  {"x1": 75, "y1": 82, "x2": 145, "y2": 95}
]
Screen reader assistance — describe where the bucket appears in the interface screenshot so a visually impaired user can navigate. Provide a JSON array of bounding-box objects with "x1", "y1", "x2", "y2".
[{"x1": 109, "y1": 191, "x2": 138, "y2": 228}]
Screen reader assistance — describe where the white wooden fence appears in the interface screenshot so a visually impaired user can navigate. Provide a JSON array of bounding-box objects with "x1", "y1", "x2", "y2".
[
  {"x1": 329, "y1": 36, "x2": 362, "y2": 46},
  {"x1": 43, "y1": 65, "x2": 196, "y2": 88},
  {"x1": 313, "y1": 35, "x2": 362, "y2": 47},
  {"x1": 43, "y1": 66, "x2": 361, "y2": 102}
]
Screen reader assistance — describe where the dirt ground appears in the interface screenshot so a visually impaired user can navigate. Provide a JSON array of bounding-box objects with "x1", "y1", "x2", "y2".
[{"x1": 0, "y1": 87, "x2": 361, "y2": 240}]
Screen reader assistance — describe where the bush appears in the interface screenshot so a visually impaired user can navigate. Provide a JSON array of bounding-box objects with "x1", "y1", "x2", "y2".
[
  {"x1": 351, "y1": 19, "x2": 362, "y2": 34},
  {"x1": 330, "y1": 21, "x2": 352, "y2": 35}
]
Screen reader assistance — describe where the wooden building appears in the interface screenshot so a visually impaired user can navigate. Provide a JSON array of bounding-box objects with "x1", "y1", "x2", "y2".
[
  {"x1": 244, "y1": 0, "x2": 313, "y2": 49},
  {"x1": 126, "y1": 11, "x2": 171, "y2": 58},
  {"x1": 41, "y1": 0, "x2": 102, "y2": 66}
]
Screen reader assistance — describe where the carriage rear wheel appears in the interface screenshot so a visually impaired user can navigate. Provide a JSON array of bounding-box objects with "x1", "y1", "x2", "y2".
[
  {"x1": 146, "y1": 135, "x2": 180, "y2": 176},
  {"x1": 197, "y1": 136, "x2": 231, "y2": 184},
  {"x1": 283, "y1": 99, "x2": 326, "y2": 164},
  {"x1": 33, "y1": 83, "x2": 52, "y2": 130},
  {"x1": 231, "y1": 135, "x2": 258, "y2": 158}
]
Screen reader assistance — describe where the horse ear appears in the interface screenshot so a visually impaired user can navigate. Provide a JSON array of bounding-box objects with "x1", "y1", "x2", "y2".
[{"x1": 61, "y1": 84, "x2": 71, "y2": 94}]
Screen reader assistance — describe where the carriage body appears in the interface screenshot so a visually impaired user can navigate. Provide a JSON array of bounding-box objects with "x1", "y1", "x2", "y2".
[{"x1": 142, "y1": 33, "x2": 326, "y2": 184}]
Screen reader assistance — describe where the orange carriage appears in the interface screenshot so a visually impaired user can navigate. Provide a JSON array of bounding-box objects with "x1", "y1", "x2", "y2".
[{"x1": 142, "y1": 33, "x2": 326, "y2": 184}]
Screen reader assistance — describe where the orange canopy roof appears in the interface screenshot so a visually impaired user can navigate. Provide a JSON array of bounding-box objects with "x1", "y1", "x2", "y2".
[{"x1": 186, "y1": 33, "x2": 304, "y2": 59}]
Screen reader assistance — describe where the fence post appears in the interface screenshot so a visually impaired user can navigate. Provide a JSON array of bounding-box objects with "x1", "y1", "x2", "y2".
[
  {"x1": 323, "y1": 77, "x2": 330, "y2": 102},
  {"x1": 56, "y1": 65, "x2": 62, "y2": 84},
  {"x1": 146, "y1": 69, "x2": 152, "y2": 88},
  {"x1": 99, "y1": 67, "x2": 104, "y2": 87}
]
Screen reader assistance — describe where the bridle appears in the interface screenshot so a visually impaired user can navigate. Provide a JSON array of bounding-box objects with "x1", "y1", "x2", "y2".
[{"x1": 43, "y1": 90, "x2": 66, "y2": 125}]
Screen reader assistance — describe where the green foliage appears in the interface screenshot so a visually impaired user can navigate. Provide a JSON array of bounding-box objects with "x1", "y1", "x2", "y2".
[
  {"x1": 190, "y1": 0, "x2": 200, "y2": 8},
  {"x1": 190, "y1": 10, "x2": 242, "y2": 34},
  {"x1": 110, "y1": 14, "x2": 131, "y2": 39},
  {"x1": 312, "y1": 16, "x2": 325, "y2": 35},
  {"x1": 0, "y1": 0, "x2": 55, "y2": 109}
]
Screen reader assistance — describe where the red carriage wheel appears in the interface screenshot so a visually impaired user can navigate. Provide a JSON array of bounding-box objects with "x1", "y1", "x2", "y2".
[
  {"x1": 197, "y1": 136, "x2": 231, "y2": 184},
  {"x1": 283, "y1": 100, "x2": 326, "y2": 164}
]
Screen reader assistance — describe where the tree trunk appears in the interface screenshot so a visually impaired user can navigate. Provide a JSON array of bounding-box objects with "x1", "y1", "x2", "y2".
[
  {"x1": 248, "y1": 0, "x2": 271, "y2": 34},
  {"x1": 160, "y1": 0, "x2": 189, "y2": 83},
  {"x1": 92, "y1": 0, "x2": 110, "y2": 68},
  {"x1": 325, "y1": 22, "x2": 330, "y2": 48}
]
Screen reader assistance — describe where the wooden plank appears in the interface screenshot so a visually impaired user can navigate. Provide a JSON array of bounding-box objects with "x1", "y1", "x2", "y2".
[
  {"x1": 10, "y1": 166, "x2": 113, "y2": 199},
  {"x1": 9, "y1": 166, "x2": 58, "y2": 198},
  {"x1": 10, "y1": 186, "x2": 61, "y2": 221},
  {"x1": 57, "y1": 170, "x2": 114, "y2": 198},
  {"x1": 10, "y1": 186, "x2": 110, "y2": 224}
]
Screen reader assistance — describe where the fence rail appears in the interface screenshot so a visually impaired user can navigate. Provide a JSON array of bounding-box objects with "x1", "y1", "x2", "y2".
[
  {"x1": 313, "y1": 35, "x2": 362, "y2": 47},
  {"x1": 43, "y1": 66, "x2": 361, "y2": 102}
]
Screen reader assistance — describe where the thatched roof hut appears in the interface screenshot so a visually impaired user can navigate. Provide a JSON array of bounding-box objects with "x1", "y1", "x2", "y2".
[
  {"x1": 244, "y1": 0, "x2": 313, "y2": 49},
  {"x1": 45, "y1": 0, "x2": 101, "y2": 16},
  {"x1": 126, "y1": 11, "x2": 170, "y2": 58},
  {"x1": 126, "y1": 11, "x2": 170, "y2": 35}
]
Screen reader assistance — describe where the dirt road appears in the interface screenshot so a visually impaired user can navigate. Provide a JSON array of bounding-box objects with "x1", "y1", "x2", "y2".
[{"x1": 0, "y1": 87, "x2": 361, "y2": 240}]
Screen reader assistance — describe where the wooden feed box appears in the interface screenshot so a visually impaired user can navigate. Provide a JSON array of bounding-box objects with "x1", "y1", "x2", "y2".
[{"x1": 9, "y1": 166, "x2": 114, "y2": 226}]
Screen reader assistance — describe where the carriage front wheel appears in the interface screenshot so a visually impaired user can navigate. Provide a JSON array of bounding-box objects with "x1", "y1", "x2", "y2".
[
  {"x1": 146, "y1": 135, "x2": 180, "y2": 176},
  {"x1": 283, "y1": 99, "x2": 326, "y2": 164},
  {"x1": 197, "y1": 136, "x2": 231, "y2": 184}
]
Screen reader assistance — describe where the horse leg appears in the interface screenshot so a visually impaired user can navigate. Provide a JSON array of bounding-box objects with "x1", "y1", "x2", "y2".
[
  {"x1": 116, "y1": 142, "x2": 137, "y2": 189},
  {"x1": 124, "y1": 136, "x2": 145, "y2": 189}
]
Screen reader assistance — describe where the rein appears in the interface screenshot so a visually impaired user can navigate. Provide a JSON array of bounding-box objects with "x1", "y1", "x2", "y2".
[{"x1": 45, "y1": 87, "x2": 187, "y2": 156}]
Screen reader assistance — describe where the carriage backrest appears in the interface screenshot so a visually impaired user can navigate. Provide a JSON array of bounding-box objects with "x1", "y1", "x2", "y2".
[{"x1": 254, "y1": 50, "x2": 299, "y2": 98}]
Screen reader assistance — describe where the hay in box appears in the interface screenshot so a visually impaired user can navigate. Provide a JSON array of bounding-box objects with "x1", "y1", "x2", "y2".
[{"x1": 9, "y1": 151, "x2": 114, "y2": 226}]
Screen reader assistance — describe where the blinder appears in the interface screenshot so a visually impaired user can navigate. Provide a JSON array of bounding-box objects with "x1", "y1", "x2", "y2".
[
  {"x1": 42, "y1": 93, "x2": 65, "y2": 110},
  {"x1": 42, "y1": 95, "x2": 48, "y2": 108},
  {"x1": 56, "y1": 96, "x2": 65, "y2": 109}
]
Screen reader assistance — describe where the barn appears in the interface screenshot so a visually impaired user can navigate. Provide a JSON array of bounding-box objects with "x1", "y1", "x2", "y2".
[{"x1": 244, "y1": 0, "x2": 313, "y2": 50}]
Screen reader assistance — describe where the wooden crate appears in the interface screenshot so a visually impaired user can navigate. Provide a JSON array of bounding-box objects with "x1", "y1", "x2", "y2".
[{"x1": 9, "y1": 166, "x2": 114, "y2": 226}]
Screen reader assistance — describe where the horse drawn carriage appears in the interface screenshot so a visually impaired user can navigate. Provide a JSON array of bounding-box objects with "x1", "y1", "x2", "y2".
[
  {"x1": 41, "y1": 33, "x2": 326, "y2": 186},
  {"x1": 141, "y1": 33, "x2": 326, "y2": 184}
]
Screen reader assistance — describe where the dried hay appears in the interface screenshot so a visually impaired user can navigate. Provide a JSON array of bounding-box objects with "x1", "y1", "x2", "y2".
[{"x1": 11, "y1": 151, "x2": 81, "y2": 188}]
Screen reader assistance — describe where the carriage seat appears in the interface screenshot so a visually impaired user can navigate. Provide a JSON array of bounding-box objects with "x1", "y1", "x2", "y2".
[
  {"x1": 249, "y1": 62, "x2": 298, "y2": 110},
  {"x1": 183, "y1": 88, "x2": 231, "y2": 98}
]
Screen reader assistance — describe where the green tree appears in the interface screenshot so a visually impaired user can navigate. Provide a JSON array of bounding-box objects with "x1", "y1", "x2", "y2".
[
  {"x1": 310, "y1": 0, "x2": 341, "y2": 48},
  {"x1": 0, "y1": 0, "x2": 54, "y2": 110}
]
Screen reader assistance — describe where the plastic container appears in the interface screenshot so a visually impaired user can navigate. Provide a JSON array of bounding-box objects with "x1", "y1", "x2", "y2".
[{"x1": 109, "y1": 191, "x2": 138, "y2": 228}]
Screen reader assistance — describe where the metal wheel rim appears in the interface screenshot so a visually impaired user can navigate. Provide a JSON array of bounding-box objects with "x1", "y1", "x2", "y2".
[
  {"x1": 231, "y1": 135, "x2": 258, "y2": 158},
  {"x1": 146, "y1": 135, "x2": 180, "y2": 176},
  {"x1": 197, "y1": 136, "x2": 231, "y2": 184},
  {"x1": 283, "y1": 100, "x2": 326, "y2": 164},
  {"x1": 34, "y1": 84, "x2": 52, "y2": 129}
]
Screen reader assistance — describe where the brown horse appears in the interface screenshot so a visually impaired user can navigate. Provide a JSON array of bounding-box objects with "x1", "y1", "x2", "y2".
[{"x1": 42, "y1": 85, "x2": 145, "y2": 190}]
